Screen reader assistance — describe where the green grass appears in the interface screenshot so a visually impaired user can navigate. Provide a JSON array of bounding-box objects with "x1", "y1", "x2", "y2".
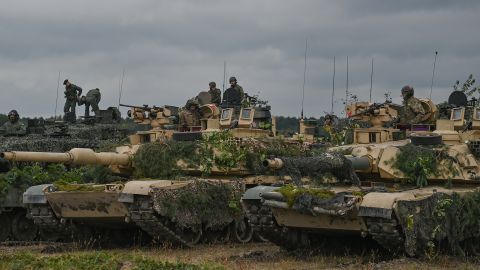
[{"x1": 0, "y1": 251, "x2": 224, "y2": 270}]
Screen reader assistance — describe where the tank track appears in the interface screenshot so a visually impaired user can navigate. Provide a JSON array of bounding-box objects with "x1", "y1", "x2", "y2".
[
  {"x1": 29, "y1": 204, "x2": 62, "y2": 230},
  {"x1": 365, "y1": 217, "x2": 404, "y2": 253},
  {"x1": 128, "y1": 197, "x2": 194, "y2": 248}
]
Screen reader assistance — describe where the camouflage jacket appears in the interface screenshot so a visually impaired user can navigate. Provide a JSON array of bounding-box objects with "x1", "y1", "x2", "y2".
[
  {"x1": 402, "y1": 96, "x2": 426, "y2": 124},
  {"x1": 86, "y1": 88, "x2": 101, "y2": 103},
  {"x1": 232, "y1": 84, "x2": 244, "y2": 100},
  {"x1": 0, "y1": 121, "x2": 26, "y2": 136},
  {"x1": 64, "y1": 84, "x2": 83, "y2": 100},
  {"x1": 208, "y1": 88, "x2": 221, "y2": 106}
]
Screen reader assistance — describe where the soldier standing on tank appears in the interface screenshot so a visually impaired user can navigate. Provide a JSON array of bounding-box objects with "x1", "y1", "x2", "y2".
[
  {"x1": 400, "y1": 85, "x2": 426, "y2": 124},
  {"x1": 0, "y1": 110, "x2": 27, "y2": 136},
  {"x1": 222, "y1": 76, "x2": 245, "y2": 107},
  {"x1": 78, "y1": 88, "x2": 101, "y2": 117},
  {"x1": 208, "y1": 82, "x2": 221, "y2": 106},
  {"x1": 63, "y1": 79, "x2": 83, "y2": 118},
  {"x1": 179, "y1": 99, "x2": 202, "y2": 131}
]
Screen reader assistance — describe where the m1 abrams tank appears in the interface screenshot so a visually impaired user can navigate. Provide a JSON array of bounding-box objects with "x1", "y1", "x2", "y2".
[
  {"x1": 6, "y1": 95, "x2": 286, "y2": 246},
  {"x1": 0, "y1": 109, "x2": 132, "y2": 242},
  {"x1": 241, "y1": 96, "x2": 480, "y2": 256}
]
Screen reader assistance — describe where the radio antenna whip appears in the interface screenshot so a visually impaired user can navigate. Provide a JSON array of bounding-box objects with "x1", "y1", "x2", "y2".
[
  {"x1": 331, "y1": 56, "x2": 336, "y2": 114},
  {"x1": 345, "y1": 56, "x2": 349, "y2": 115},
  {"x1": 54, "y1": 71, "x2": 61, "y2": 119},
  {"x1": 370, "y1": 57, "x2": 374, "y2": 103},
  {"x1": 429, "y1": 51, "x2": 438, "y2": 99},
  {"x1": 118, "y1": 68, "x2": 125, "y2": 110},
  {"x1": 301, "y1": 38, "x2": 308, "y2": 119}
]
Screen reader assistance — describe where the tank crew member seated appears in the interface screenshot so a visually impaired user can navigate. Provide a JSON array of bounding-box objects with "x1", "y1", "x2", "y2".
[
  {"x1": 400, "y1": 85, "x2": 426, "y2": 124},
  {"x1": 208, "y1": 82, "x2": 221, "y2": 106},
  {"x1": 0, "y1": 110, "x2": 27, "y2": 136},
  {"x1": 221, "y1": 76, "x2": 244, "y2": 107},
  {"x1": 63, "y1": 79, "x2": 83, "y2": 119},
  {"x1": 78, "y1": 88, "x2": 101, "y2": 117},
  {"x1": 179, "y1": 99, "x2": 202, "y2": 132}
]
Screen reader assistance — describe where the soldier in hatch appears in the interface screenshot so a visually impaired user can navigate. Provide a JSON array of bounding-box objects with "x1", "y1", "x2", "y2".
[
  {"x1": 400, "y1": 85, "x2": 426, "y2": 124},
  {"x1": 179, "y1": 99, "x2": 202, "y2": 131},
  {"x1": 78, "y1": 88, "x2": 101, "y2": 117},
  {"x1": 63, "y1": 79, "x2": 83, "y2": 118},
  {"x1": 0, "y1": 110, "x2": 27, "y2": 136},
  {"x1": 222, "y1": 76, "x2": 244, "y2": 106},
  {"x1": 208, "y1": 81, "x2": 221, "y2": 106}
]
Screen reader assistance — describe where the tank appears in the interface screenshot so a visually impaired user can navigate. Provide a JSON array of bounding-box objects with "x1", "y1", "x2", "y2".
[
  {"x1": 0, "y1": 111, "x2": 133, "y2": 242},
  {"x1": 242, "y1": 94, "x2": 480, "y2": 256},
  {"x1": 9, "y1": 96, "x2": 289, "y2": 246}
]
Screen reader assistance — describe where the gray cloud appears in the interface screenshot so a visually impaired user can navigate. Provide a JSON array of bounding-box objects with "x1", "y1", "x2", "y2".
[{"x1": 0, "y1": 0, "x2": 479, "y2": 118}]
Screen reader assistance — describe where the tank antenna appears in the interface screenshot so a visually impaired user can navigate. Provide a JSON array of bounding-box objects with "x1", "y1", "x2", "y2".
[
  {"x1": 331, "y1": 56, "x2": 335, "y2": 114},
  {"x1": 345, "y1": 56, "x2": 349, "y2": 116},
  {"x1": 301, "y1": 38, "x2": 308, "y2": 119},
  {"x1": 54, "y1": 71, "x2": 61, "y2": 120},
  {"x1": 118, "y1": 68, "x2": 126, "y2": 110},
  {"x1": 222, "y1": 61, "x2": 226, "y2": 96},
  {"x1": 429, "y1": 51, "x2": 438, "y2": 99},
  {"x1": 370, "y1": 57, "x2": 374, "y2": 103}
]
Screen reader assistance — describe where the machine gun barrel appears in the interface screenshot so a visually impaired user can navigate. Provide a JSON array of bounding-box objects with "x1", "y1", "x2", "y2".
[{"x1": 1, "y1": 148, "x2": 131, "y2": 166}]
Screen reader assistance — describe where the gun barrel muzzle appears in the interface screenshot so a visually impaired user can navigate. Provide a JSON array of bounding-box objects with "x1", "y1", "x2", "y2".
[{"x1": 262, "y1": 158, "x2": 284, "y2": 170}]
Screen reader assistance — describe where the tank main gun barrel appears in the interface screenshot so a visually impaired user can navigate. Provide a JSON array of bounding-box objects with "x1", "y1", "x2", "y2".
[
  {"x1": 262, "y1": 156, "x2": 371, "y2": 171},
  {"x1": 0, "y1": 148, "x2": 131, "y2": 166}
]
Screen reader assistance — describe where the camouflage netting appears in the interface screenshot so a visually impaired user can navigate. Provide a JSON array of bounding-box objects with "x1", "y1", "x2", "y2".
[
  {"x1": 396, "y1": 190, "x2": 480, "y2": 257},
  {"x1": 275, "y1": 152, "x2": 360, "y2": 186},
  {"x1": 132, "y1": 131, "x2": 314, "y2": 179},
  {"x1": 151, "y1": 179, "x2": 243, "y2": 230}
]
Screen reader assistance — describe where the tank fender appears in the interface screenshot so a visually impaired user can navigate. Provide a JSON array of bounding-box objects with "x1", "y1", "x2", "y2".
[
  {"x1": 359, "y1": 192, "x2": 415, "y2": 219},
  {"x1": 23, "y1": 184, "x2": 53, "y2": 204},
  {"x1": 241, "y1": 185, "x2": 278, "y2": 201},
  {"x1": 119, "y1": 180, "x2": 188, "y2": 202}
]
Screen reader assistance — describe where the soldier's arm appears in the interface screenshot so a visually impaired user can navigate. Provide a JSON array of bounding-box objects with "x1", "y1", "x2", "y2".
[
  {"x1": 410, "y1": 101, "x2": 426, "y2": 124},
  {"x1": 75, "y1": 85, "x2": 83, "y2": 96}
]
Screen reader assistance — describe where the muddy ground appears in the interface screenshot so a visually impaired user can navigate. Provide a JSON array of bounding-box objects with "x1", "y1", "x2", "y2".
[{"x1": 1, "y1": 242, "x2": 480, "y2": 270}]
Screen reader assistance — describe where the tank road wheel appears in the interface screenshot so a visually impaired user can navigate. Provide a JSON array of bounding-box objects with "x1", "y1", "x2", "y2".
[
  {"x1": 0, "y1": 213, "x2": 11, "y2": 241},
  {"x1": 38, "y1": 228, "x2": 62, "y2": 242},
  {"x1": 11, "y1": 211, "x2": 38, "y2": 241},
  {"x1": 232, "y1": 218, "x2": 254, "y2": 243},
  {"x1": 254, "y1": 231, "x2": 269, "y2": 243},
  {"x1": 176, "y1": 226, "x2": 203, "y2": 246},
  {"x1": 205, "y1": 225, "x2": 231, "y2": 244}
]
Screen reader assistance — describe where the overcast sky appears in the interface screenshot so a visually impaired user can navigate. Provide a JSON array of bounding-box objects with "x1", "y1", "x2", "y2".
[{"x1": 1, "y1": 0, "x2": 479, "y2": 118}]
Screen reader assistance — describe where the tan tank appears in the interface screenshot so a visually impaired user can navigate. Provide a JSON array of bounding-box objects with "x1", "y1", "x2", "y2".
[
  {"x1": 242, "y1": 94, "x2": 480, "y2": 256},
  {"x1": 14, "y1": 95, "x2": 285, "y2": 246}
]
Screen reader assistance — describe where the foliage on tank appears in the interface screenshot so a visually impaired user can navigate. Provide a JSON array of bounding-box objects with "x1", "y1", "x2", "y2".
[
  {"x1": 151, "y1": 179, "x2": 243, "y2": 230},
  {"x1": 132, "y1": 130, "x2": 313, "y2": 178},
  {"x1": 276, "y1": 184, "x2": 335, "y2": 207},
  {"x1": 0, "y1": 164, "x2": 124, "y2": 194},
  {"x1": 396, "y1": 189, "x2": 480, "y2": 257},
  {"x1": 385, "y1": 144, "x2": 459, "y2": 187}
]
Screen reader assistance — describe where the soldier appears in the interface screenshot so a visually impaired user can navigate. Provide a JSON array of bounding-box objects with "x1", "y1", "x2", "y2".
[
  {"x1": 0, "y1": 110, "x2": 26, "y2": 136},
  {"x1": 63, "y1": 79, "x2": 83, "y2": 118},
  {"x1": 400, "y1": 85, "x2": 426, "y2": 124},
  {"x1": 208, "y1": 81, "x2": 221, "y2": 106},
  {"x1": 78, "y1": 88, "x2": 101, "y2": 117},
  {"x1": 179, "y1": 99, "x2": 202, "y2": 131},
  {"x1": 222, "y1": 76, "x2": 244, "y2": 106}
]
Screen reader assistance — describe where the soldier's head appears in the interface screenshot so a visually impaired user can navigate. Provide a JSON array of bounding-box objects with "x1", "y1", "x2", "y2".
[
  {"x1": 401, "y1": 85, "x2": 414, "y2": 99},
  {"x1": 209, "y1": 82, "x2": 216, "y2": 90},
  {"x1": 186, "y1": 99, "x2": 199, "y2": 112},
  {"x1": 7, "y1": 110, "x2": 19, "y2": 123},
  {"x1": 63, "y1": 79, "x2": 71, "y2": 87},
  {"x1": 229, "y1": 77, "x2": 237, "y2": 86}
]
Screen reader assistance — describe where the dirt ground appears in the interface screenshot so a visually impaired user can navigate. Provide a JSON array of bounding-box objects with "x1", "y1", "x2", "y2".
[{"x1": 1, "y1": 242, "x2": 480, "y2": 270}]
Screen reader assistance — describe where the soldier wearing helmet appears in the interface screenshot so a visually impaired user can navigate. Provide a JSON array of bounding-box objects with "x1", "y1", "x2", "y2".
[
  {"x1": 400, "y1": 85, "x2": 426, "y2": 124},
  {"x1": 63, "y1": 79, "x2": 83, "y2": 119},
  {"x1": 208, "y1": 82, "x2": 221, "y2": 106},
  {"x1": 179, "y1": 99, "x2": 202, "y2": 131},
  {"x1": 222, "y1": 76, "x2": 245, "y2": 106},
  {"x1": 0, "y1": 110, "x2": 26, "y2": 136}
]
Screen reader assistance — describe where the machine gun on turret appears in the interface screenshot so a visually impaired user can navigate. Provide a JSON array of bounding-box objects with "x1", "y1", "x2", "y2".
[{"x1": 120, "y1": 104, "x2": 178, "y2": 128}]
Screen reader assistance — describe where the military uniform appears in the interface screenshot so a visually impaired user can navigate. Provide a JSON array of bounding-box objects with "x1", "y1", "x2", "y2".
[
  {"x1": 402, "y1": 96, "x2": 426, "y2": 124},
  {"x1": 0, "y1": 121, "x2": 26, "y2": 136},
  {"x1": 79, "y1": 88, "x2": 101, "y2": 117},
  {"x1": 208, "y1": 88, "x2": 221, "y2": 106},
  {"x1": 179, "y1": 110, "x2": 201, "y2": 131},
  {"x1": 64, "y1": 83, "x2": 82, "y2": 114}
]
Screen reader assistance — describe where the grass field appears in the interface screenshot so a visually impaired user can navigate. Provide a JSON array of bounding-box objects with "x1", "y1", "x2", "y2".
[{"x1": 1, "y1": 243, "x2": 480, "y2": 270}]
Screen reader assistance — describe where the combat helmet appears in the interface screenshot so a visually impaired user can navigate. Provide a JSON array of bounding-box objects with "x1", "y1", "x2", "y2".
[{"x1": 401, "y1": 85, "x2": 414, "y2": 98}]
